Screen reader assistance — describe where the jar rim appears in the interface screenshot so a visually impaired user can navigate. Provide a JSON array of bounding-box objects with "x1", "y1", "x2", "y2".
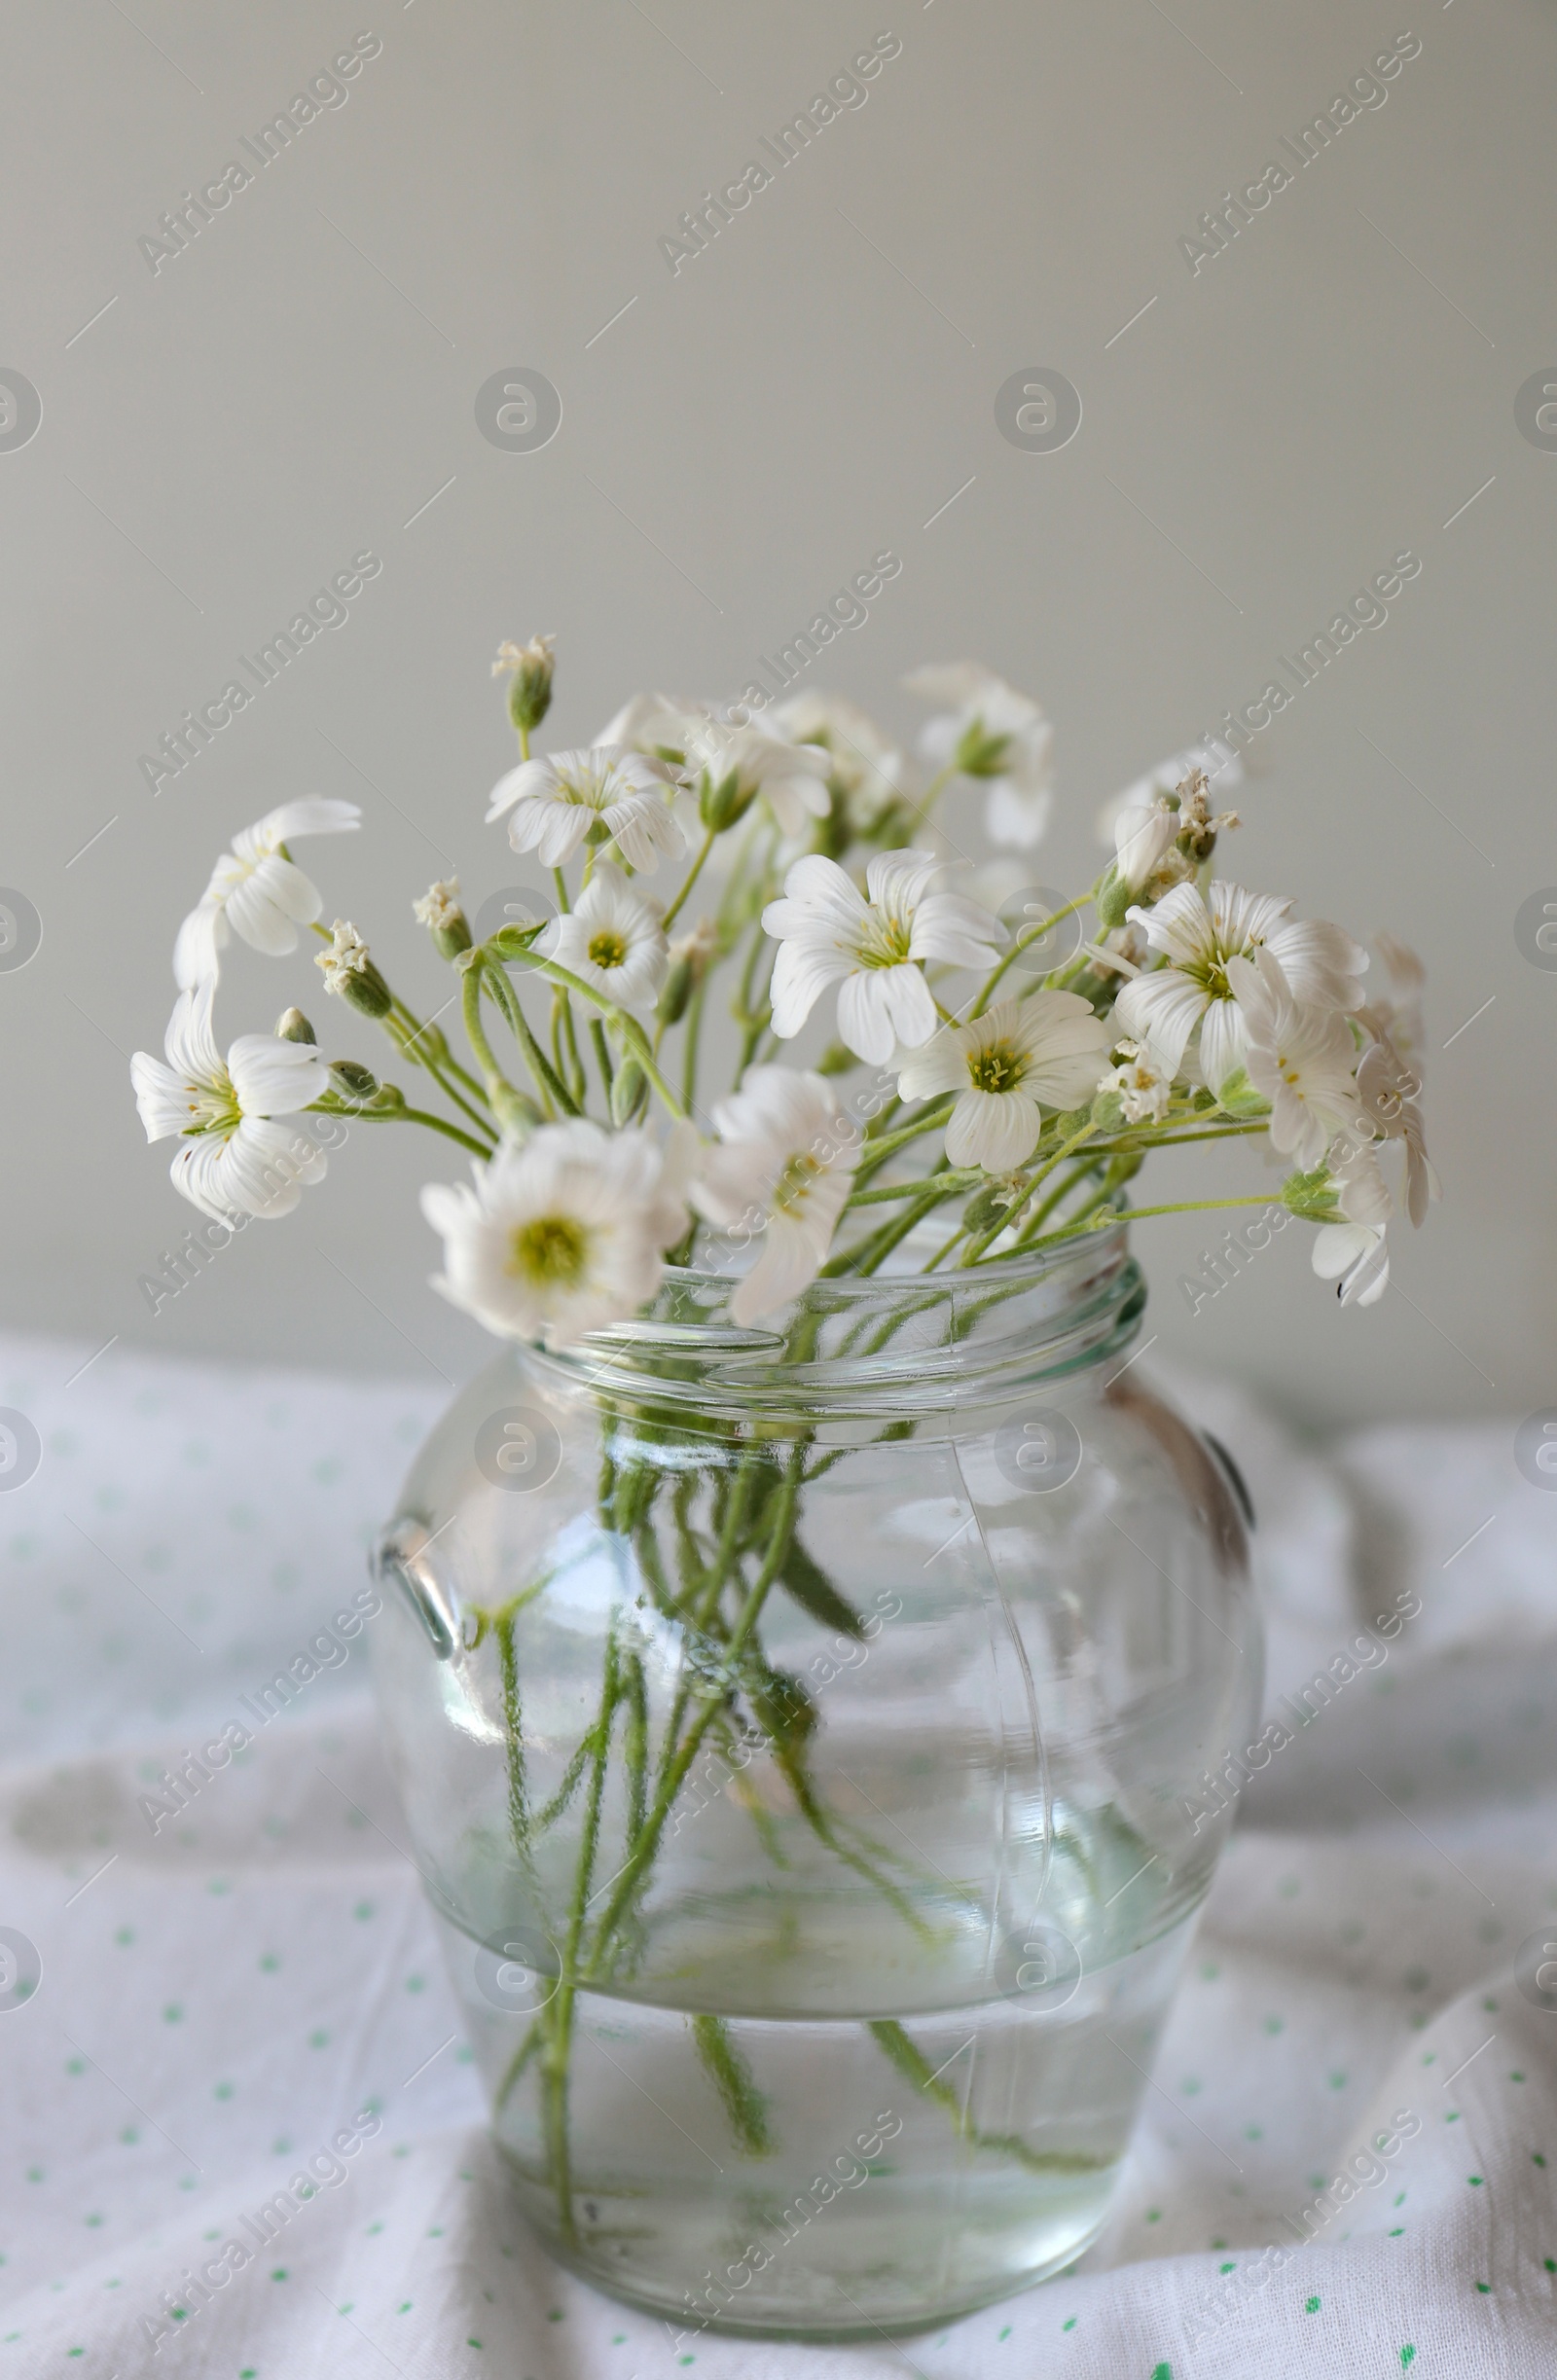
[{"x1": 525, "y1": 1218, "x2": 1145, "y2": 1417}]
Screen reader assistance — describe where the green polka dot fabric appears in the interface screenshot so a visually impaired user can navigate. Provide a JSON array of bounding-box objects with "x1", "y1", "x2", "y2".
[{"x1": 2, "y1": 1334, "x2": 1555, "y2": 2375}]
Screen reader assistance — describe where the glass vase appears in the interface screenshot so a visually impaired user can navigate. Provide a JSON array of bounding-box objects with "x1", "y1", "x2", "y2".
[{"x1": 370, "y1": 1223, "x2": 1261, "y2": 2339}]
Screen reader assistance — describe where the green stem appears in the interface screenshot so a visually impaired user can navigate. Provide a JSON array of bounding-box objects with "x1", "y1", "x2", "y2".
[
  {"x1": 846, "y1": 1167, "x2": 981, "y2": 1208},
  {"x1": 512, "y1": 956, "x2": 686, "y2": 1118},
  {"x1": 585, "y1": 1453, "x2": 802, "y2": 1966},
  {"x1": 589, "y1": 1018, "x2": 615, "y2": 1103},
  {"x1": 554, "y1": 988, "x2": 588, "y2": 1108},
  {"x1": 313, "y1": 1099, "x2": 491, "y2": 1157},
  {"x1": 825, "y1": 1182, "x2": 950, "y2": 1278},
  {"x1": 1088, "y1": 1192, "x2": 1284, "y2": 1225},
  {"x1": 477, "y1": 956, "x2": 576, "y2": 1117},
  {"x1": 662, "y1": 827, "x2": 716, "y2": 930},
  {"x1": 389, "y1": 996, "x2": 493, "y2": 1114},
  {"x1": 543, "y1": 1631, "x2": 621, "y2": 2246},
  {"x1": 959, "y1": 1121, "x2": 1098, "y2": 1266},
  {"x1": 969, "y1": 888, "x2": 1094, "y2": 1018},
  {"x1": 681, "y1": 976, "x2": 707, "y2": 1114},
  {"x1": 496, "y1": 1607, "x2": 529, "y2": 1858},
  {"x1": 849, "y1": 1099, "x2": 956, "y2": 1186},
  {"x1": 868, "y1": 2020, "x2": 1103, "y2": 2176},
  {"x1": 692, "y1": 2013, "x2": 773, "y2": 2155}
]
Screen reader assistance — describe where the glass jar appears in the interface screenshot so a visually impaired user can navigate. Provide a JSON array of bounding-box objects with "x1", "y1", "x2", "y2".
[{"x1": 371, "y1": 1223, "x2": 1261, "y2": 2340}]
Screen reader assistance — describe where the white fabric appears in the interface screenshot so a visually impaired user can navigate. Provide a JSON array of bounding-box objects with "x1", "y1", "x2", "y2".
[{"x1": 2, "y1": 1328, "x2": 1554, "y2": 2376}]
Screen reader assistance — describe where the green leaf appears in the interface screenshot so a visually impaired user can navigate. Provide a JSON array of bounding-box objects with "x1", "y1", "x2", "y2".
[{"x1": 778, "y1": 1534, "x2": 866, "y2": 1640}]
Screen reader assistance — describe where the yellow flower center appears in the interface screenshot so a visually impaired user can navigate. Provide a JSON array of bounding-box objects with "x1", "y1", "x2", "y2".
[
  {"x1": 773, "y1": 1151, "x2": 822, "y2": 1215},
  {"x1": 509, "y1": 1214, "x2": 592, "y2": 1287},
  {"x1": 183, "y1": 1068, "x2": 241, "y2": 1138},
  {"x1": 854, "y1": 914, "x2": 914, "y2": 969},
  {"x1": 587, "y1": 928, "x2": 629, "y2": 970},
  {"x1": 966, "y1": 1041, "x2": 1024, "y2": 1095}
]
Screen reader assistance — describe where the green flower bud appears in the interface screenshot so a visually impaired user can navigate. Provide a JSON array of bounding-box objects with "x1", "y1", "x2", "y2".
[
  {"x1": 699, "y1": 767, "x2": 757, "y2": 835},
  {"x1": 316, "y1": 921, "x2": 392, "y2": 1018},
  {"x1": 659, "y1": 955, "x2": 697, "y2": 1028},
  {"x1": 952, "y1": 720, "x2": 1012, "y2": 779},
  {"x1": 1213, "y1": 1066, "x2": 1271, "y2": 1119},
  {"x1": 610, "y1": 1057, "x2": 649, "y2": 1127},
  {"x1": 276, "y1": 1007, "x2": 316, "y2": 1044},
  {"x1": 413, "y1": 879, "x2": 472, "y2": 959},
  {"x1": 341, "y1": 967, "x2": 392, "y2": 1020},
  {"x1": 329, "y1": 1059, "x2": 379, "y2": 1105},
  {"x1": 962, "y1": 1177, "x2": 1021, "y2": 1234},
  {"x1": 1051, "y1": 1107, "x2": 1094, "y2": 1141},
  {"x1": 1090, "y1": 1087, "x2": 1126, "y2": 1134},
  {"x1": 1281, "y1": 1166, "x2": 1342, "y2": 1220},
  {"x1": 490, "y1": 1081, "x2": 542, "y2": 1138},
  {"x1": 815, "y1": 1041, "x2": 857, "y2": 1077},
  {"x1": 1093, "y1": 862, "x2": 1131, "y2": 932},
  {"x1": 492, "y1": 634, "x2": 556, "y2": 737}
]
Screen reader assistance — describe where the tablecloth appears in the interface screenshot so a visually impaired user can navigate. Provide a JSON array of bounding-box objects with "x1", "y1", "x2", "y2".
[{"x1": 2, "y1": 1325, "x2": 1555, "y2": 2378}]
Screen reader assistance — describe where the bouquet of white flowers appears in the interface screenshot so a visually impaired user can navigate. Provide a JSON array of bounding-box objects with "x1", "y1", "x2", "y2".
[
  {"x1": 131, "y1": 633, "x2": 1437, "y2": 1320},
  {"x1": 127, "y1": 638, "x2": 1440, "y2": 2292}
]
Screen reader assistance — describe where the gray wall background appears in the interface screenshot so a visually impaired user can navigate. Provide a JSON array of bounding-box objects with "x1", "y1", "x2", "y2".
[{"x1": 2, "y1": 0, "x2": 1552, "y2": 1430}]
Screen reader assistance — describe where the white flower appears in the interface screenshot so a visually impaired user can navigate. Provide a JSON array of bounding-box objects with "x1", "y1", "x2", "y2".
[
  {"x1": 895, "y1": 994, "x2": 1109, "y2": 1172},
  {"x1": 487, "y1": 746, "x2": 685, "y2": 874},
  {"x1": 544, "y1": 865, "x2": 669, "y2": 1008},
  {"x1": 768, "y1": 692, "x2": 909, "y2": 834},
  {"x1": 414, "y1": 878, "x2": 463, "y2": 931},
  {"x1": 1234, "y1": 952, "x2": 1365, "y2": 1170},
  {"x1": 315, "y1": 919, "x2": 373, "y2": 995},
  {"x1": 691, "y1": 1067, "x2": 860, "y2": 1324},
  {"x1": 1112, "y1": 802, "x2": 1187, "y2": 902},
  {"x1": 763, "y1": 848, "x2": 1005, "y2": 1066},
  {"x1": 593, "y1": 692, "x2": 706, "y2": 760},
  {"x1": 173, "y1": 799, "x2": 360, "y2": 989},
  {"x1": 1363, "y1": 933, "x2": 1427, "y2": 1078},
  {"x1": 905, "y1": 663, "x2": 1054, "y2": 849},
  {"x1": 1355, "y1": 1034, "x2": 1439, "y2": 1227},
  {"x1": 420, "y1": 1120, "x2": 687, "y2": 1347},
  {"x1": 688, "y1": 720, "x2": 832, "y2": 840},
  {"x1": 1099, "y1": 1037, "x2": 1174, "y2": 1126},
  {"x1": 1327, "y1": 1135, "x2": 1394, "y2": 1228},
  {"x1": 1113, "y1": 880, "x2": 1366, "y2": 1094},
  {"x1": 130, "y1": 984, "x2": 328, "y2": 1222},
  {"x1": 1312, "y1": 1221, "x2": 1390, "y2": 1308},
  {"x1": 1096, "y1": 743, "x2": 1244, "y2": 848},
  {"x1": 492, "y1": 631, "x2": 555, "y2": 683}
]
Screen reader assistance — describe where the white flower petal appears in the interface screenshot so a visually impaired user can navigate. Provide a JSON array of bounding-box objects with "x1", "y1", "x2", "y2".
[
  {"x1": 227, "y1": 1034, "x2": 325, "y2": 1117},
  {"x1": 1113, "y1": 968, "x2": 1208, "y2": 1073},
  {"x1": 945, "y1": 1087, "x2": 1042, "y2": 1172}
]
